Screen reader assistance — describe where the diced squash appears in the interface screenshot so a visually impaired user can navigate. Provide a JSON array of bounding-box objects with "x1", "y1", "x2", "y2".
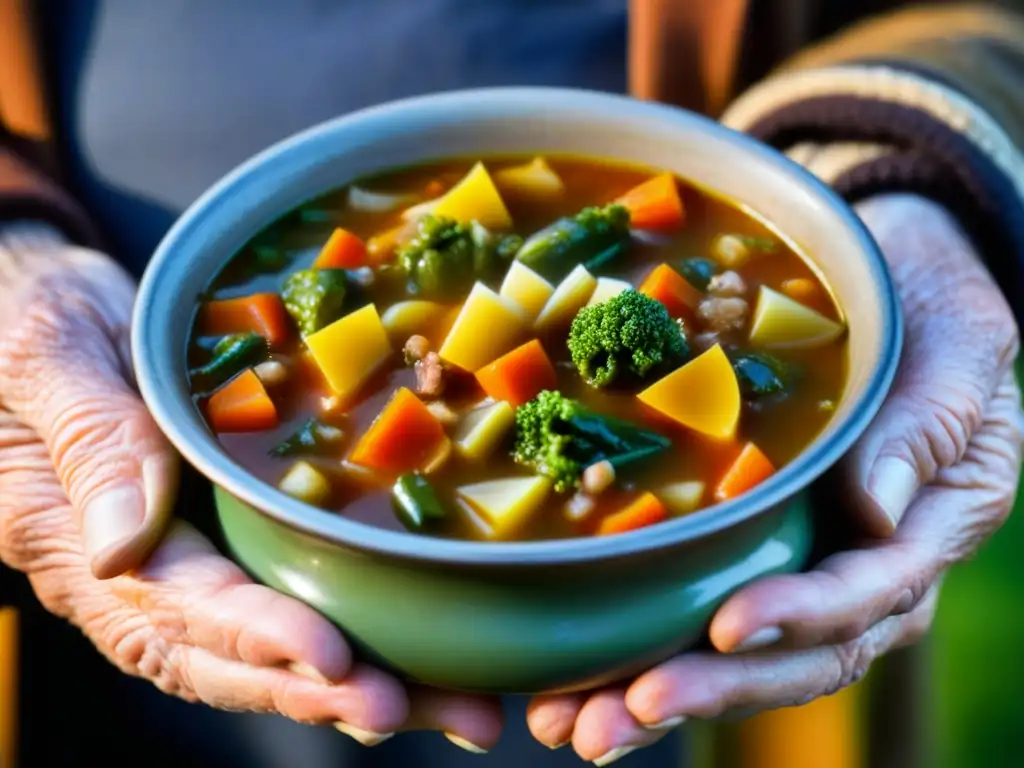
[
  {"x1": 312, "y1": 227, "x2": 367, "y2": 269},
  {"x1": 534, "y1": 264, "x2": 597, "y2": 332},
  {"x1": 748, "y1": 286, "x2": 845, "y2": 349},
  {"x1": 714, "y1": 442, "x2": 775, "y2": 501},
  {"x1": 638, "y1": 264, "x2": 702, "y2": 319},
  {"x1": 637, "y1": 344, "x2": 741, "y2": 440},
  {"x1": 380, "y1": 300, "x2": 451, "y2": 344},
  {"x1": 494, "y1": 157, "x2": 565, "y2": 200},
  {"x1": 439, "y1": 283, "x2": 527, "y2": 371},
  {"x1": 597, "y1": 492, "x2": 668, "y2": 536},
  {"x1": 453, "y1": 401, "x2": 515, "y2": 461},
  {"x1": 615, "y1": 173, "x2": 685, "y2": 231},
  {"x1": 278, "y1": 461, "x2": 332, "y2": 506},
  {"x1": 456, "y1": 476, "x2": 552, "y2": 540},
  {"x1": 349, "y1": 387, "x2": 446, "y2": 473},
  {"x1": 431, "y1": 162, "x2": 513, "y2": 230},
  {"x1": 475, "y1": 339, "x2": 557, "y2": 406},
  {"x1": 198, "y1": 293, "x2": 291, "y2": 348},
  {"x1": 657, "y1": 481, "x2": 706, "y2": 515},
  {"x1": 306, "y1": 304, "x2": 392, "y2": 403},
  {"x1": 586, "y1": 276, "x2": 632, "y2": 307},
  {"x1": 205, "y1": 369, "x2": 278, "y2": 433},
  {"x1": 500, "y1": 261, "x2": 555, "y2": 322}
]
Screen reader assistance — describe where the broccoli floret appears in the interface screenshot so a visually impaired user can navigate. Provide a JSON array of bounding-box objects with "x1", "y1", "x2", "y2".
[
  {"x1": 397, "y1": 215, "x2": 520, "y2": 298},
  {"x1": 281, "y1": 268, "x2": 349, "y2": 337},
  {"x1": 512, "y1": 390, "x2": 671, "y2": 492},
  {"x1": 515, "y1": 203, "x2": 631, "y2": 283},
  {"x1": 567, "y1": 289, "x2": 689, "y2": 389}
]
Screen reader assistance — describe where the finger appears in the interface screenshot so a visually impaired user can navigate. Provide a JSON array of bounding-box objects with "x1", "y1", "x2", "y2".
[
  {"x1": 406, "y1": 687, "x2": 505, "y2": 754},
  {"x1": 711, "y1": 372, "x2": 1022, "y2": 654},
  {"x1": 847, "y1": 196, "x2": 1019, "y2": 535},
  {"x1": 627, "y1": 589, "x2": 937, "y2": 728},
  {"x1": 526, "y1": 692, "x2": 588, "y2": 749},
  {"x1": 570, "y1": 687, "x2": 676, "y2": 765},
  {"x1": 182, "y1": 652, "x2": 408, "y2": 742},
  {"x1": 0, "y1": 249, "x2": 178, "y2": 578},
  {"x1": 124, "y1": 520, "x2": 352, "y2": 682}
]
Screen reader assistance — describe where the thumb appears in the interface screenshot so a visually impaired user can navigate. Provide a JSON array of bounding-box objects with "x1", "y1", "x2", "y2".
[
  {"x1": 847, "y1": 195, "x2": 1019, "y2": 536},
  {"x1": 0, "y1": 246, "x2": 179, "y2": 578}
]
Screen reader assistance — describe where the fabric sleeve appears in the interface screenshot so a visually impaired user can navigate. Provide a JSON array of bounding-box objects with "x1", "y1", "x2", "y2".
[
  {"x1": 0, "y1": 140, "x2": 102, "y2": 248},
  {"x1": 720, "y1": 3, "x2": 1024, "y2": 324}
]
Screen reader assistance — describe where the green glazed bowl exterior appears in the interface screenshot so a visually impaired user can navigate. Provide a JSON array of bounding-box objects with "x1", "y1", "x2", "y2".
[
  {"x1": 133, "y1": 87, "x2": 901, "y2": 694},
  {"x1": 215, "y1": 487, "x2": 812, "y2": 693}
]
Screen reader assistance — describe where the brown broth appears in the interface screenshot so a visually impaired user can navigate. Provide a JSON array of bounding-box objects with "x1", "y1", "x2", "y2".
[{"x1": 190, "y1": 157, "x2": 848, "y2": 541}]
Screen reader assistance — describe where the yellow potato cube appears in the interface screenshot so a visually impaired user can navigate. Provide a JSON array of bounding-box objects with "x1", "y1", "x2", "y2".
[
  {"x1": 657, "y1": 481, "x2": 706, "y2": 515},
  {"x1": 453, "y1": 401, "x2": 515, "y2": 461},
  {"x1": 380, "y1": 300, "x2": 451, "y2": 344},
  {"x1": 637, "y1": 344, "x2": 740, "y2": 440},
  {"x1": 306, "y1": 304, "x2": 392, "y2": 403},
  {"x1": 494, "y1": 157, "x2": 565, "y2": 200},
  {"x1": 456, "y1": 476, "x2": 552, "y2": 540},
  {"x1": 431, "y1": 162, "x2": 513, "y2": 230},
  {"x1": 586, "y1": 276, "x2": 632, "y2": 307},
  {"x1": 438, "y1": 283, "x2": 527, "y2": 371},
  {"x1": 534, "y1": 264, "x2": 597, "y2": 332},
  {"x1": 500, "y1": 261, "x2": 555, "y2": 322},
  {"x1": 748, "y1": 285, "x2": 845, "y2": 349},
  {"x1": 278, "y1": 461, "x2": 332, "y2": 506}
]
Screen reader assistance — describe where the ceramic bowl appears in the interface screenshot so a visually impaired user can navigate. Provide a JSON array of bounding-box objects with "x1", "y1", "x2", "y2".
[{"x1": 132, "y1": 87, "x2": 901, "y2": 694}]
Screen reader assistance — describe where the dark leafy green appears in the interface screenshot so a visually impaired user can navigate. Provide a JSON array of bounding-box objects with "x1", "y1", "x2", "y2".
[
  {"x1": 392, "y1": 473, "x2": 447, "y2": 530},
  {"x1": 189, "y1": 332, "x2": 269, "y2": 392},
  {"x1": 281, "y1": 269, "x2": 349, "y2": 337},
  {"x1": 731, "y1": 352, "x2": 791, "y2": 399},
  {"x1": 676, "y1": 257, "x2": 718, "y2": 291},
  {"x1": 512, "y1": 390, "x2": 671, "y2": 492},
  {"x1": 515, "y1": 204, "x2": 631, "y2": 283},
  {"x1": 270, "y1": 418, "x2": 345, "y2": 458}
]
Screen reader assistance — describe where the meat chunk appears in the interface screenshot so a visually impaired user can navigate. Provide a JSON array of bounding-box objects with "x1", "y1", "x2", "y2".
[
  {"x1": 707, "y1": 270, "x2": 747, "y2": 297},
  {"x1": 697, "y1": 297, "x2": 749, "y2": 333},
  {"x1": 404, "y1": 334, "x2": 431, "y2": 364},
  {"x1": 415, "y1": 351, "x2": 447, "y2": 398}
]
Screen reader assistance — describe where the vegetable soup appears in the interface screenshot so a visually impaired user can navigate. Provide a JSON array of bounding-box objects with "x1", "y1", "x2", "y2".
[{"x1": 188, "y1": 157, "x2": 847, "y2": 541}]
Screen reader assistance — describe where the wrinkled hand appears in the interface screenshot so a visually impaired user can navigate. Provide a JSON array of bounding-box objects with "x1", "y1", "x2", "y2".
[
  {"x1": 0, "y1": 226, "x2": 502, "y2": 750},
  {"x1": 526, "y1": 194, "x2": 1024, "y2": 764}
]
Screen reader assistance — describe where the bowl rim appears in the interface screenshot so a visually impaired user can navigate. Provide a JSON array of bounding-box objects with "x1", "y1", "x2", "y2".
[{"x1": 133, "y1": 86, "x2": 902, "y2": 566}]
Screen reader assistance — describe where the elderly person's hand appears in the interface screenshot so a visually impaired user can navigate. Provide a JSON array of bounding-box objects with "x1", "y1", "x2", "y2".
[
  {"x1": 0, "y1": 224, "x2": 503, "y2": 752},
  {"x1": 526, "y1": 193, "x2": 1024, "y2": 765}
]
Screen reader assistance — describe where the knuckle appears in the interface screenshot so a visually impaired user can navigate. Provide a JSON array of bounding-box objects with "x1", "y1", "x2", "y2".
[{"x1": 828, "y1": 640, "x2": 875, "y2": 694}]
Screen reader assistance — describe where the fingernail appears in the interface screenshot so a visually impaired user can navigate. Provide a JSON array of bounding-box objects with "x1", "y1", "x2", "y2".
[
  {"x1": 549, "y1": 741, "x2": 569, "y2": 750},
  {"x1": 733, "y1": 626, "x2": 783, "y2": 653},
  {"x1": 333, "y1": 722, "x2": 394, "y2": 746},
  {"x1": 445, "y1": 733, "x2": 488, "y2": 754},
  {"x1": 868, "y1": 457, "x2": 918, "y2": 530},
  {"x1": 288, "y1": 661, "x2": 329, "y2": 685},
  {"x1": 594, "y1": 746, "x2": 637, "y2": 766},
  {"x1": 83, "y1": 486, "x2": 144, "y2": 563},
  {"x1": 643, "y1": 716, "x2": 686, "y2": 730}
]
